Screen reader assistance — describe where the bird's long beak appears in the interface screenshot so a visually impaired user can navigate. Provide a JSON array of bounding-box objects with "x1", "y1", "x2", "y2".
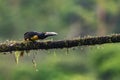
[{"x1": 45, "y1": 32, "x2": 58, "y2": 36}]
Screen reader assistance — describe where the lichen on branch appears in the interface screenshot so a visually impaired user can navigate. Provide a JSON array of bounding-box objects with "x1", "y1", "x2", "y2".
[{"x1": 0, "y1": 34, "x2": 120, "y2": 52}]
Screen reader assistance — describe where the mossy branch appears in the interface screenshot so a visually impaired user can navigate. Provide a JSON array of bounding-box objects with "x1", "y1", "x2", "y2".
[{"x1": 0, "y1": 34, "x2": 120, "y2": 52}]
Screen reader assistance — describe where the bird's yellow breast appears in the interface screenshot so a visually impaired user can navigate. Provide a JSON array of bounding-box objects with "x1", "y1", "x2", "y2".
[{"x1": 31, "y1": 35, "x2": 39, "y2": 40}]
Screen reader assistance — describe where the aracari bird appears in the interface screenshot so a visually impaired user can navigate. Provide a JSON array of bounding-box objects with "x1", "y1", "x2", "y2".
[{"x1": 24, "y1": 31, "x2": 57, "y2": 41}]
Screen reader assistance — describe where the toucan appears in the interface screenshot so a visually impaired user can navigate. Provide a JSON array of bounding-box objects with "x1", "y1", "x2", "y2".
[{"x1": 24, "y1": 31, "x2": 58, "y2": 41}]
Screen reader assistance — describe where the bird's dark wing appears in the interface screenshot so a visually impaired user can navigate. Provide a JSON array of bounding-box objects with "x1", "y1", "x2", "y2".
[{"x1": 24, "y1": 31, "x2": 39, "y2": 40}]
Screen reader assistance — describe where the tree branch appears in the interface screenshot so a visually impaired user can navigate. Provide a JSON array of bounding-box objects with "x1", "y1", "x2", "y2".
[{"x1": 0, "y1": 34, "x2": 120, "y2": 52}]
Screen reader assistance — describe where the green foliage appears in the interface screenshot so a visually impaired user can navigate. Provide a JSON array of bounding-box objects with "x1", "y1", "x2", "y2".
[
  {"x1": 89, "y1": 44, "x2": 120, "y2": 80},
  {"x1": 0, "y1": 44, "x2": 120, "y2": 80},
  {"x1": 0, "y1": 0, "x2": 119, "y2": 39},
  {"x1": 0, "y1": 52, "x2": 94, "y2": 80}
]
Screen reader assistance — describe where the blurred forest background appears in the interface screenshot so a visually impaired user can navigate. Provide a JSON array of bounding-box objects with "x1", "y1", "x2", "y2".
[{"x1": 0, "y1": 0, "x2": 120, "y2": 80}]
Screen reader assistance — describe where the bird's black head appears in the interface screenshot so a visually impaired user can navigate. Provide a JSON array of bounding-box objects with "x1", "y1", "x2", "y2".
[
  {"x1": 38, "y1": 32, "x2": 57, "y2": 39},
  {"x1": 38, "y1": 32, "x2": 46, "y2": 39}
]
